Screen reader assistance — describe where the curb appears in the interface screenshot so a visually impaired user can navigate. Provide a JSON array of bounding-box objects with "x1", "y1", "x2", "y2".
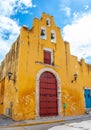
[
  {"x1": 0, "y1": 119, "x2": 64, "y2": 128},
  {"x1": 0, "y1": 114, "x2": 91, "y2": 128}
]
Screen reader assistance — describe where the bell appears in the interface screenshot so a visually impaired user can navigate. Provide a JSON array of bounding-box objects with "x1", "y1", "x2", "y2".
[
  {"x1": 46, "y1": 20, "x2": 49, "y2": 25},
  {"x1": 41, "y1": 30, "x2": 45, "y2": 36},
  {"x1": 51, "y1": 33, "x2": 54, "y2": 39}
]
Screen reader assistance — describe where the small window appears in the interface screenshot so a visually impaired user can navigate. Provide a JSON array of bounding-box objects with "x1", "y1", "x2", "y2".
[
  {"x1": 46, "y1": 18, "x2": 50, "y2": 26},
  {"x1": 51, "y1": 30, "x2": 56, "y2": 43},
  {"x1": 40, "y1": 27, "x2": 46, "y2": 39},
  {"x1": 44, "y1": 51, "x2": 51, "y2": 64},
  {"x1": 44, "y1": 49, "x2": 54, "y2": 65}
]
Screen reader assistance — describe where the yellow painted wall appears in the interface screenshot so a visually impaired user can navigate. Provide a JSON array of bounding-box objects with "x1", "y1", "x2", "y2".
[
  {"x1": 62, "y1": 43, "x2": 91, "y2": 116},
  {"x1": 0, "y1": 82, "x2": 3, "y2": 114},
  {"x1": 14, "y1": 13, "x2": 67, "y2": 120},
  {"x1": 15, "y1": 13, "x2": 91, "y2": 120},
  {"x1": 0, "y1": 13, "x2": 91, "y2": 121},
  {"x1": 0, "y1": 78, "x2": 5, "y2": 114},
  {"x1": 0, "y1": 40, "x2": 19, "y2": 119}
]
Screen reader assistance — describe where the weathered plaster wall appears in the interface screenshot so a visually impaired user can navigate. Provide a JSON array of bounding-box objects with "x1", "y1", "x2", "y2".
[
  {"x1": 16, "y1": 13, "x2": 91, "y2": 120},
  {"x1": 0, "y1": 13, "x2": 91, "y2": 121},
  {"x1": 62, "y1": 42, "x2": 91, "y2": 116},
  {"x1": 0, "y1": 78, "x2": 5, "y2": 113},
  {"x1": 0, "y1": 38, "x2": 20, "y2": 117},
  {"x1": 14, "y1": 13, "x2": 67, "y2": 120}
]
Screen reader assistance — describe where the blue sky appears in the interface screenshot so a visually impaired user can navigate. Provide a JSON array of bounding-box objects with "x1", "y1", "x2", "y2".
[{"x1": 0, "y1": 0, "x2": 91, "y2": 64}]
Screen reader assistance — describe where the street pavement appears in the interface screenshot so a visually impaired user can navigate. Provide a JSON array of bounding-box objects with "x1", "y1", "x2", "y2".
[
  {"x1": 0, "y1": 114, "x2": 91, "y2": 130},
  {"x1": 48, "y1": 120, "x2": 91, "y2": 130}
]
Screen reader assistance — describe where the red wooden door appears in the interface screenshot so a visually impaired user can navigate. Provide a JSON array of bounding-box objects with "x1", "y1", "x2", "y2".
[
  {"x1": 39, "y1": 71, "x2": 58, "y2": 116},
  {"x1": 44, "y1": 51, "x2": 51, "y2": 64}
]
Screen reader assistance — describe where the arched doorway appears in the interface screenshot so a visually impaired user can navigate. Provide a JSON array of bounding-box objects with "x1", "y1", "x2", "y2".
[{"x1": 39, "y1": 71, "x2": 58, "y2": 116}]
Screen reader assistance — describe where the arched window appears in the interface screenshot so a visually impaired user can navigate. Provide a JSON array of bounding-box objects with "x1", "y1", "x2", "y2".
[
  {"x1": 51, "y1": 30, "x2": 56, "y2": 43},
  {"x1": 40, "y1": 27, "x2": 46, "y2": 39},
  {"x1": 46, "y1": 18, "x2": 50, "y2": 26}
]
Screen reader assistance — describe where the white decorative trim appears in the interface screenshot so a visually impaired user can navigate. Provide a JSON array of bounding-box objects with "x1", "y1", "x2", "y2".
[
  {"x1": 83, "y1": 88, "x2": 86, "y2": 109},
  {"x1": 36, "y1": 68, "x2": 61, "y2": 118},
  {"x1": 40, "y1": 26, "x2": 46, "y2": 40},
  {"x1": 84, "y1": 87, "x2": 91, "y2": 90}
]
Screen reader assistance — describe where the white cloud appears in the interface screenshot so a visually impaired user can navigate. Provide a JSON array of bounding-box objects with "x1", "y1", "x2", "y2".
[
  {"x1": 18, "y1": 0, "x2": 36, "y2": 8},
  {"x1": 0, "y1": 16, "x2": 20, "y2": 33},
  {"x1": 0, "y1": 0, "x2": 36, "y2": 16},
  {"x1": 63, "y1": 12, "x2": 91, "y2": 62},
  {"x1": 64, "y1": 7, "x2": 71, "y2": 17},
  {"x1": 59, "y1": 5, "x2": 71, "y2": 17},
  {"x1": 0, "y1": 0, "x2": 36, "y2": 63},
  {"x1": 0, "y1": 0, "x2": 16, "y2": 16},
  {"x1": 0, "y1": 16, "x2": 20, "y2": 63},
  {"x1": 84, "y1": 5, "x2": 89, "y2": 10}
]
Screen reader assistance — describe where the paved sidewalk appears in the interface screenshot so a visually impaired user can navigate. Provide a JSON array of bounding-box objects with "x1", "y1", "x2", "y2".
[
  {"x1": 48, "y1": 119, "x2": 91, "y2": 130},
  {"x1": 0, "y1": 114, "x2": 91, "y2": 128}
]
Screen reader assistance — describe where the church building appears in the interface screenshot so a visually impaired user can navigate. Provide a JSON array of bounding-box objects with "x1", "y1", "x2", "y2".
[{"x1": 0, "y1": 13, "x2": 91, "y2": 121}]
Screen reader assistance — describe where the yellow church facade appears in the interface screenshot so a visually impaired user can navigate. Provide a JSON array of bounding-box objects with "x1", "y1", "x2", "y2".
[{"x1": 0, "y1": 13, "x2": 91, "y2": 121}]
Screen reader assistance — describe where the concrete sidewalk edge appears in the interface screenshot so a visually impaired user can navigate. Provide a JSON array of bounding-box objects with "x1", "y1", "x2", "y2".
[
  {"x1": 0, "y1": 114, "x2": 91, "y2": 128},
  {"x1": 0, "y1": 119, "x2": 64, "y2": 128}
]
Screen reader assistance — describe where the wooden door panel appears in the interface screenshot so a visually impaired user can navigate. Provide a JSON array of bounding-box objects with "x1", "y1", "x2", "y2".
[{"x1": 39, "y1": 71, "x2": 58, "y2": 116}]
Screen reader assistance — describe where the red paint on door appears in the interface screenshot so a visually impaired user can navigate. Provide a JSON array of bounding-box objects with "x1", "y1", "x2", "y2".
[
  {"x1": 39, "y1": 71, "x2": 58, "y2": 116},
  {"x1": 44, "y1": 51, "x2": 51, "y2": 64}
]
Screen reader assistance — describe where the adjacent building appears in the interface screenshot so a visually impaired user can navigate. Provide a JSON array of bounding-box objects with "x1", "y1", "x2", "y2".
[{"x1": 0, "y1": 13, "x2": 91, "y2": 121}]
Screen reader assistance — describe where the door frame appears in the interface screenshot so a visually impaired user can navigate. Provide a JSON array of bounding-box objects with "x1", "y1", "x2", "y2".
[
  {"x1": 84, "y1": 87, "x2": 91, "y2": 109},
  {"x1": 36, "y1": 68, "x2": 61, "y2": 118}
]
